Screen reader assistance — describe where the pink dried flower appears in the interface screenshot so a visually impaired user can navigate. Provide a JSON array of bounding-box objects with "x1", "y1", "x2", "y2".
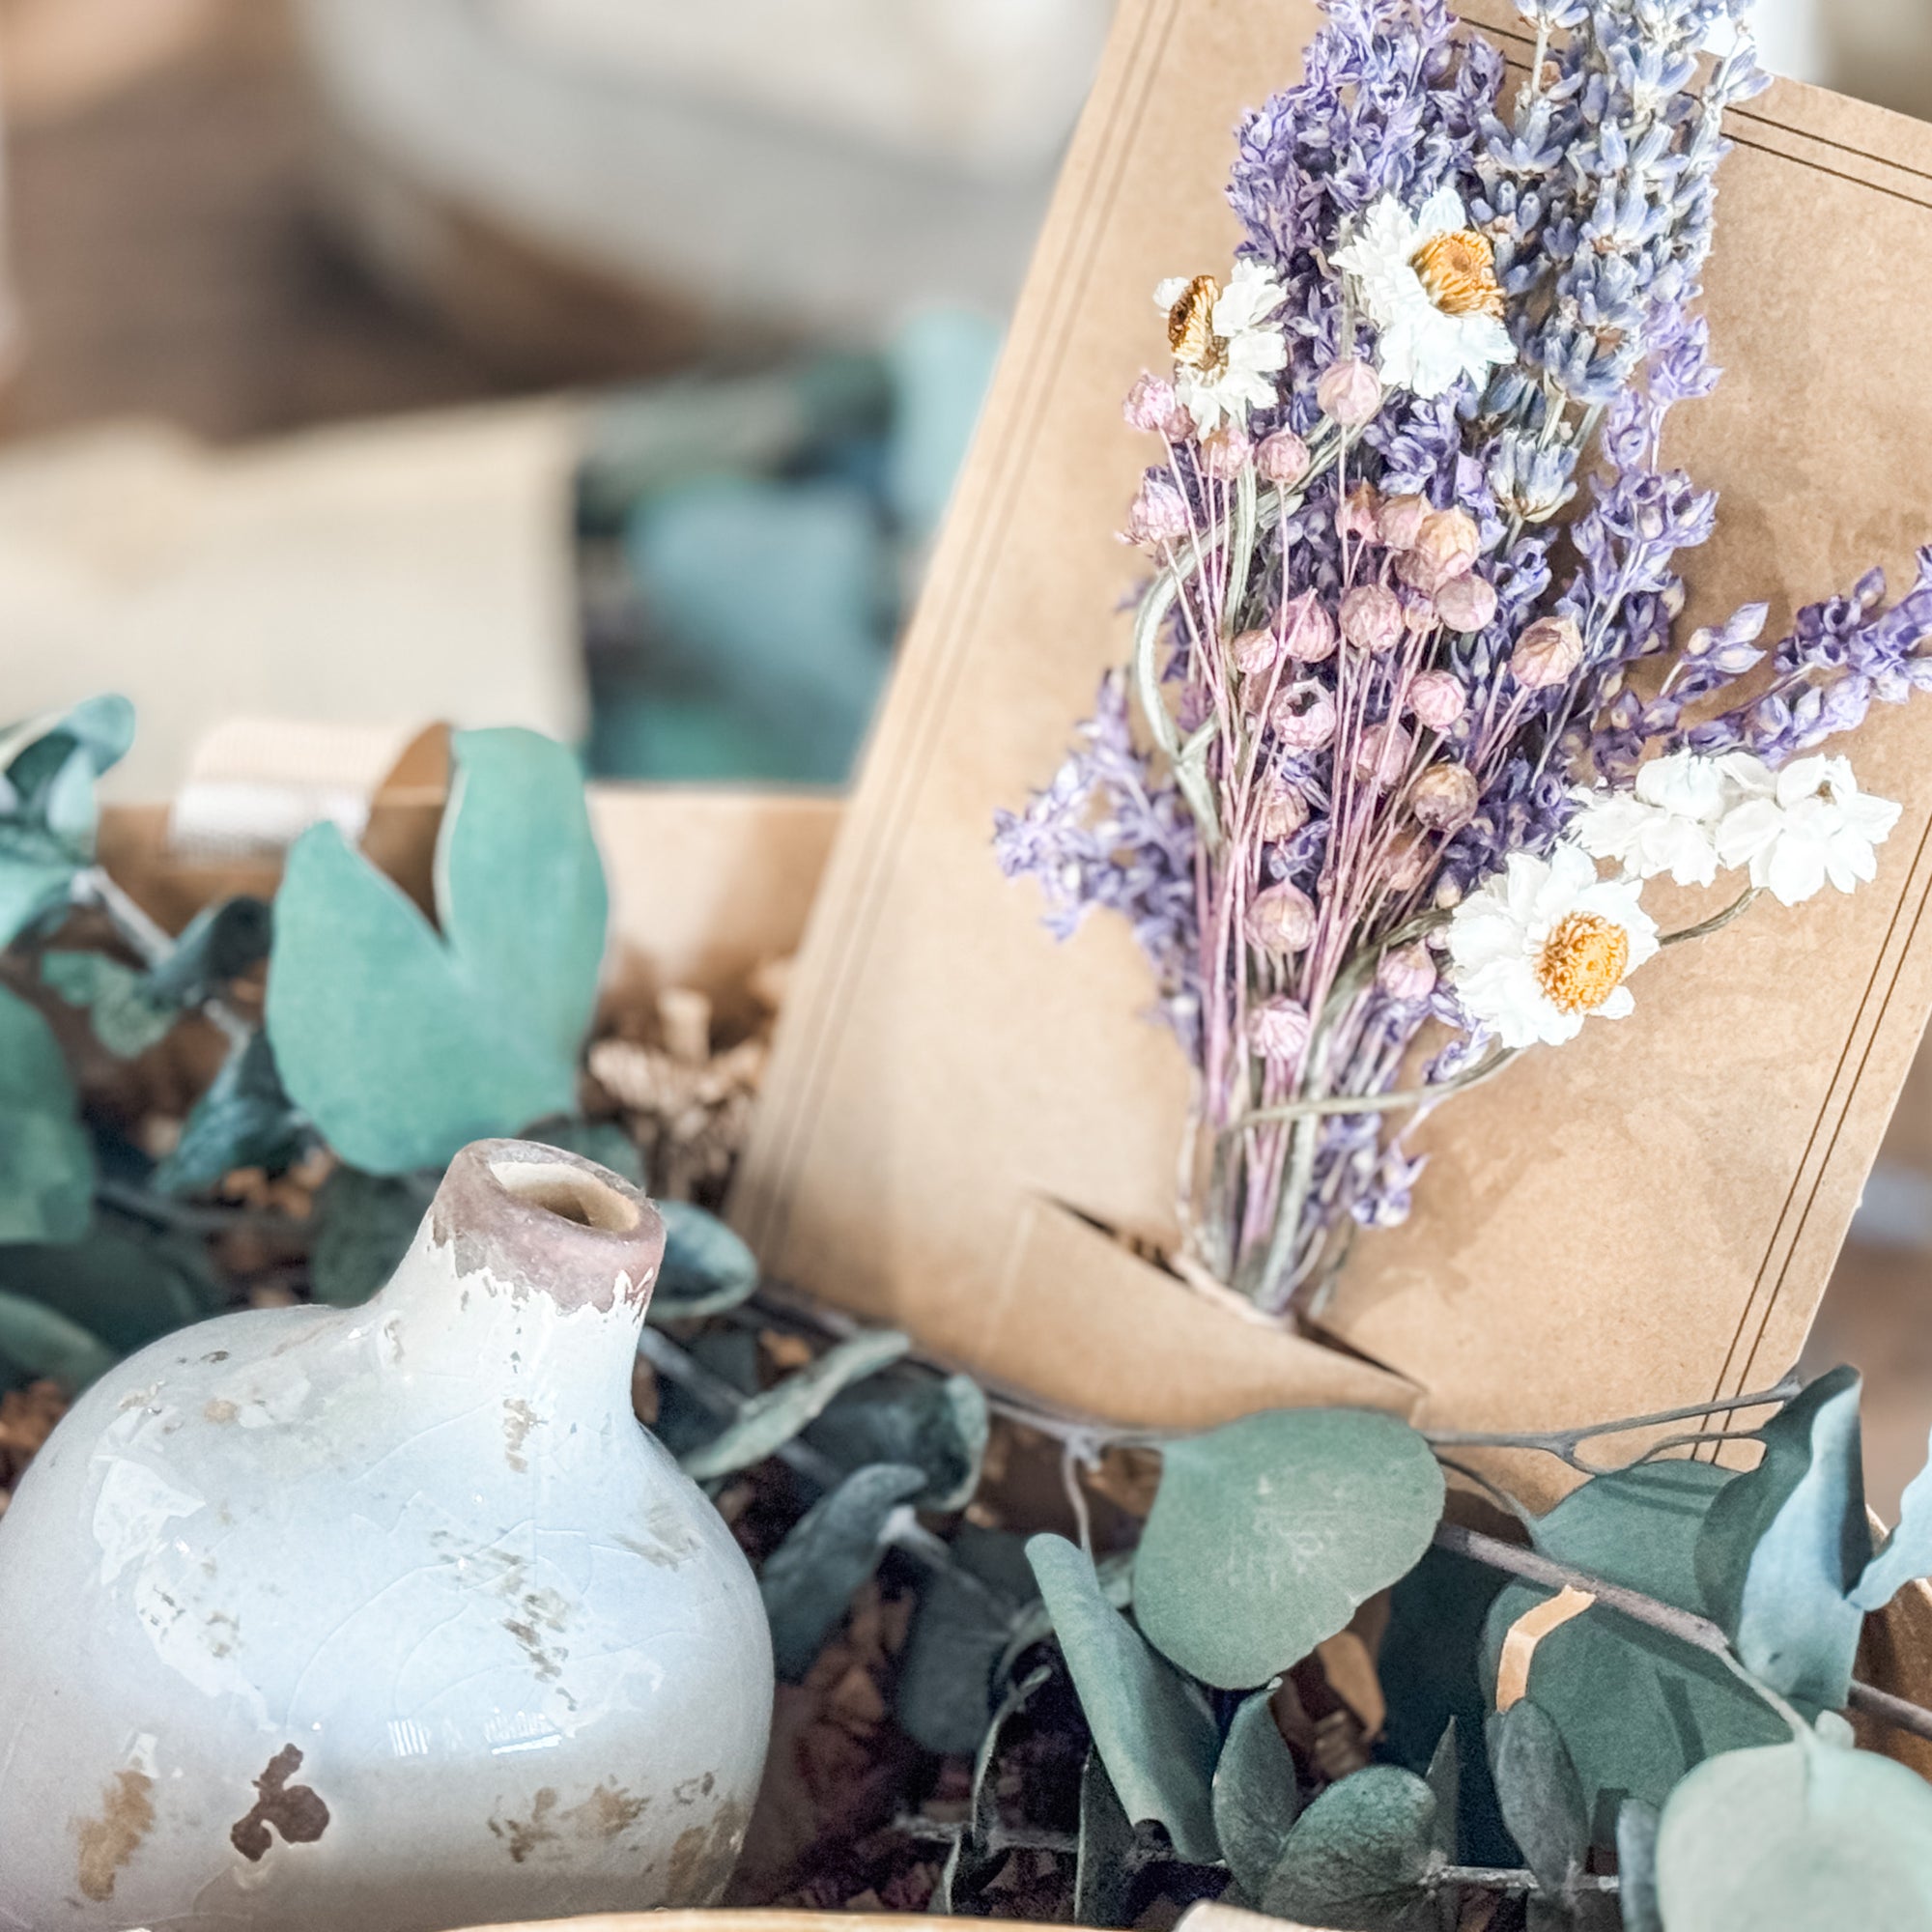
[
  {"x1": 1201, "y1": 423, "x2": 1252, "y2": 479},
  {"x1": 1400, "y1": 587, "x2": 1438, "y2": 634},
  {"x1": 1255, "y1": 781, "x2": 1310, "y2": 840},
  {"x1": 1280, "y1": 590, "x2": 1338, "y2": 664},
  {"x1": 1341, "y1": 584, "x2": 1405, "y2": 655},
  {"x1": 1378, "y1": 493, "x2": 1430, "y2": 552},
  {"x1": 1397, "y1": 507, "x2": 1481, "y2": 593},
  {"x1": 1248, "y1": 995, "x2": 1312, "y2": 1063},
  {"x1": 1512, "y1": 613, "x2": 1584, "y2": 690},
  {"x1": 1232, "y1": 627, "x2": 1281, "y2": 677},
  {"x1": 1435, "y1": 572, "x2": 1498, "y2": 633},
  {"x1": 1377, "y1": 943, "x2": 1437, "y2": 1001},
  {"x1": 1337, "y1": 482, "x2": 1382, "y2": 542},
  {"x1": 1245, "y1": 883, "x2": 1317, "y2": 955},
  {"x1": 1317, "y1": 356, "x2": 1383, "y2": 427},
  {"x1": 1123, "y1": 372, "x2": 1179, "y2": 434},
  {"x1": 1407, "y1": 670, "x2": 1466, "y2": 731},
  {"x1": 1256, "y1": 428, "x2": 1311, "y2": 485},
  {"x1": 1271, "y1": 682, "x2": 1338, "y2": 751},
  {"x1": 1383, "y1": 839, "x2": 1433, "y2": 893},
  {"x1": 1353, "y1": 721, "x2": 1412, "y2": 787},
  {"x1": 1123, "y1": 473, "x2": 1191, "y2": 547},
  {"x1": 1409, "y1": 762, "x2": 1480, "y2": 832}
]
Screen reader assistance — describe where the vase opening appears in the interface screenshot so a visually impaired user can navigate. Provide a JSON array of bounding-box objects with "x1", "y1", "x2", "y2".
[{"x1": 487, "y1": 1156, "x2": 641, "y2": 1234}]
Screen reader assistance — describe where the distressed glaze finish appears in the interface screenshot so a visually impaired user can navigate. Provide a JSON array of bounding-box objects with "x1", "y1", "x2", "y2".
[{"x1": 0, "y1": 1139, "x2": 773, "y2": 1930}]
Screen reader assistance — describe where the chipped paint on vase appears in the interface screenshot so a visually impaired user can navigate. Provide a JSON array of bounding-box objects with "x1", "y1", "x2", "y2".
[{"x1": 0, "y1": 1139, "x2": 773, "y2": 1930}]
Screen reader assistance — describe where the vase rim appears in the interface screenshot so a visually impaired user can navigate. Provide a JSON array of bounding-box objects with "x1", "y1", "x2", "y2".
[{"x1": 427, "y1": 1138, "x2": 666, "y2": 1316}]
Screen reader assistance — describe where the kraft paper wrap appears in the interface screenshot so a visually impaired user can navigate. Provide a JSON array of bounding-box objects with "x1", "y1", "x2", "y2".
[{"x1": 733, "y1": 0, "x2": 1932, "y2": 1497}]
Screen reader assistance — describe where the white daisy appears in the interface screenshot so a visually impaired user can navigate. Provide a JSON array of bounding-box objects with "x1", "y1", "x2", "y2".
[
  {"x1": 1571, "y1": 750, "x2": 1731, "y2": 888},
  {"x1": 1333, "y1": 185, "x2": 1517, "y2": 401},
  {"x1": 1152, "y1": 259, "x2": 1289, "y2": 433},
  {"x1": 1448, "y1": 842, "x2": 1660, "y2": 1050},
  {"x1": 1714, "y1": 753, "x2": 1903, "y2": 907}
]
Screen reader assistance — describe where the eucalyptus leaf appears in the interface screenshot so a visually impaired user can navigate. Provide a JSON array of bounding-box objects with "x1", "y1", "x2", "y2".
[
  {"x1": 1025, "y1": 1533, "x2": 1220, "y2": 1864},
  {"x1": 1695, "y1": 1366, "x2": 1869, "y2": 1706},
  {"x1": 0, "y1": 982, "x2": 93, "y2": 1244},
  {"x1": 758, "y1": 1461, "x2": 924, "y2": 1680},
  {"x1": 143, "y1": 895, "x2": 272, "y2": 1008},
  {"x1": 0, "y1": 696, "x2": 134, "y2": 948},
  {"x1": 806, "y1": 1367, "x2": 989, "y2": 1510},
  {"x1": 1213, "y1": 1683, "x2": 1300, "y2": 1898},
  {"x1": 1134, "y1": 1406, "x2": 1444, "y2": 1689},
  {"x1": 1381, "y1": 1548, "x2": 1512, "y2": 1867},
  {"x1": 41, "y1": 952, "x2": 175, "y2": 1058},
  {"x1": 895, "y1": 1525, "x2": 1037, "y2": 1754},
  {"x1": 309, "y1": 1166, "x2": 438, "y2": 1307},
  {"x1": 266, "y1": 727, "x2": 607, "y2": 1176},
  {"x1": 0, "y1": 1290, "x2": 119, "y2": 1391},
  {"x1": 651, "y1": 1199, "x2": 759, "y2": 1321},
  {"x1": 1655, "y1": 1734, "x2": 1932, "y2": 1929},
  {"x1": 1615, "y1": 1800, "x2": 1662, "y2": 1932},
  {"x1": 1488, "y1": 1699, "x2": 1587, "y2": 1902},
  {"x1": 156, "y1": 1031, "x2": 307, "y2": 1195},
  {"x1": 679, "y1": 1328, "x2": 911, "y2": 1482},
  {"x1": 1259, "y1": 1765, "x2": 1443, "y2": 1932},
  {"x1": 1480, "y1": 1459, "x2": 1786, "y2": 1836},
  {"x1": 1854, "y1": 1422, "x2": 1932, "y2": 1610},
  {"x1": 0, "y1": 1214, "x2": 221, "y2": 1355}
]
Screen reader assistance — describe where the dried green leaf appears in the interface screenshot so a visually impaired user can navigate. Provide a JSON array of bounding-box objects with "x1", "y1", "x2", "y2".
[
  {"x1": 807, "y1": 1367, "x2": 988, "y2": 1511},
  {"x1": 1695, "y1": 1366, "x2": 1869, "y2": 1706},
  {"x1": 0, "y1": 982, "x2": 93, "y2": 1244},
  {"x1": 143, "y1": 895, "x2": 272, "y2": 1008},
  {"x1": 1656, "y1": 1733, "x2": 1932, "y2": 1929},
  {"x1": 42, "y1": 952, "x2": 176, "y2": 1057},
  {"x1": 758, "y1": 1461, "x2": 924, "y2": 1680},
  {"x1": 309, "y1": 1166, "x2": 437, "y2": 1307},
  {"x1": 651, "y1": 1200, "x2": 759, "y2": 1321},
  {"x1": 679, "y1": 1328, "x2": 910, "y2": 1482},
  {"x1": 0, "y1": 1290, "x2": 118, "y2": 1391},
  {"x1": 1480, "y1": 1460, "x2": 1786, "y2": 1836},
  {"x1": 1076, "y1": 1749, "x2": 1143, "y2": 1928},
  {"x1": 1855, "y1": 1421, "x2": 1932, "y2": 1610},
  {"x1": 0, "y1": 1212, "x2": 220, "y2": 1354},
  {"x1": 1488, "y1": 1699, "x2": 1587, "y2": 1901},
  {"x1": 156, "y1": 1031, "x2": 307, "y2": 1195},
  {"x1": 1213, "y1": 1683, "x2": 1300, "y2": 1898},
  {"x1": 895, "y1": 1524, "x2": 1036, "y2": 1754},
  {"x1": 1259, "y1": 1764, "x2": 1443, "y2": 1932},
  {"x1": 1616, "y1": 1800, "x2": 1662, "y2": 1932},
  {"x1": 1025, "y1": 1533, "x2": 1219, "y2": 1864},
  {"x1": 0, "y1": 696, "x2": 133, "y2": 948},
  {"x1": 1135, "y1": 1406, "x2": 1443, "y2": 1688},
  {"x1": 267, "y1": 727, "x2": 607, "y2": 1175}
]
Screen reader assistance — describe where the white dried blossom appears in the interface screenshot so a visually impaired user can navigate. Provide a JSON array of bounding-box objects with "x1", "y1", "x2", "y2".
[
  {"x1": 1714, "y1": 753, "x2": 1902, "y2": 906},
  {"x1": 1572, "y1": 750, "x2": 1731, "y2": 888}
]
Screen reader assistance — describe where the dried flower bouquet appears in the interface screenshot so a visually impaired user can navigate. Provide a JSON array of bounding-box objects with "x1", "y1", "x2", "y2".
[{"x1": 999, "y1": 0, "x2": 1932, "y2": 1315}]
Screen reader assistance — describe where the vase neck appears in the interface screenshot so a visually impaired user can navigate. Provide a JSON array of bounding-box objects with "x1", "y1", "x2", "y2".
[{"x1": 376, "y1": 1139, "x2": 665, "y2": 1404}]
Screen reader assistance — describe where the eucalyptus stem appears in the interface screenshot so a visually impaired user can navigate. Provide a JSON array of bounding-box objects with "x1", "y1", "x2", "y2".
[
  {"x1": 71, "y1": 867, "x2": 251, "y2": 1048},
  {"x1": 635, "y1": 1322, "x2": 963, "y2": 1584},
  {"x1": 1433, "y1": 1862, "x2": 1618, "y2": 1897},
  {"x1": 1434, "y1": 1523, "x2": 1932, "y2": 1747},
  {"x1": 1425, "y1": 1378, "x2": 1801, "y2": 1474}
]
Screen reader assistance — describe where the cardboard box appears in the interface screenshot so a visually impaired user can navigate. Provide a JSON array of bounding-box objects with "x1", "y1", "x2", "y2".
[{"x1": 732, "y1": 0, "x2": 1932, "y2": 1505}]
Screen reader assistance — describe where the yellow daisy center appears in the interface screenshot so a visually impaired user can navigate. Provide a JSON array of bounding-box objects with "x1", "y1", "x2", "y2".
[
  {"x1": 1167, "y1": 273, "x2": 1230, "y2": 376},
  {"x1": 1535, "y1": 912, "x2": 1630, "y2": 1015},
  {"x1": 1409, "y1": 229, "x2": 1506, "y2": 320}
]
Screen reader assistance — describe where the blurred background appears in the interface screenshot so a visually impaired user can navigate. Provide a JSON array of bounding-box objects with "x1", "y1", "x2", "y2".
[{"x1": 0, "y1": 0, "x2": 1924, "y2": 1495}]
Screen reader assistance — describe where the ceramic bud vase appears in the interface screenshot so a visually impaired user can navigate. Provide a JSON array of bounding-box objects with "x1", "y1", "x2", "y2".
[{"x1": 0, "y1": 1139, "x2": 773, "y2": 1931}]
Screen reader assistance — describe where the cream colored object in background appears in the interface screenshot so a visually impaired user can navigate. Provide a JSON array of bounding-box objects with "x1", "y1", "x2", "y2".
[
  {"x1": 0, "y1": 401, "x2": 586, "y2": 802},
  {"x1": 0, "y1": 1140, "x2": 771, "y2": 1929}
]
